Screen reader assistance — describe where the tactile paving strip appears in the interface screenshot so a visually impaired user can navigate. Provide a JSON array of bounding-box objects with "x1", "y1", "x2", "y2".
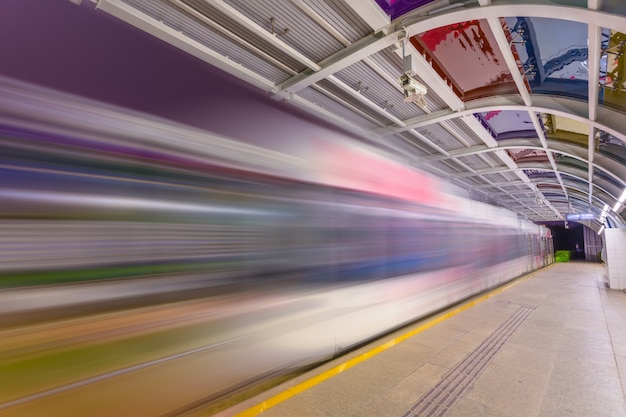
[{"x1": 402, "y1": 303, "x2": 537, "y2": 417}]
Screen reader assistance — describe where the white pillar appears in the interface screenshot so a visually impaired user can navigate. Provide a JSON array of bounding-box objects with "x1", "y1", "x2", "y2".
[{"x1": 605, "y1": 228, "x2": 626, "y2": 289}]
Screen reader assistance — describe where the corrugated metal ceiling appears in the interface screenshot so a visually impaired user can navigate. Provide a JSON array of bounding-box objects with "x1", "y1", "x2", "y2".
[{"x1": 91, "y1": 0, "x2": 626, "y2": 228}]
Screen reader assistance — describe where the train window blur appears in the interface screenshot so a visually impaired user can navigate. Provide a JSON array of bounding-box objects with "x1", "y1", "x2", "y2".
[{"x1": 0, "y1": 82, "x2": 553, "y2": 412}]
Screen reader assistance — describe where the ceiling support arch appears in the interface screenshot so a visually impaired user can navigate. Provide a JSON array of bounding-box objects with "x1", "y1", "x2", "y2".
[
  {"x1": 469, "y1": 169, "x2": 625, "y2": 228},
  {"x1": 415, "y1": 142, "x2": 625, "y2": 192},
  {"x1": 400, "y1": 3, "x2": 626, "y2": 38},
  {"x1": 271, "y1": 2, "x2": 626, "y2": 99},
  {"x1": 509, "y1": 180, "x2": 614, "y2": 212},
  {"x1": 458, "y1": 165, "x2": 621, "y2": 206},
  {"x1": 65, "y1": 0, "x2": 626, "y2": 224},
  {"x1": 374, "y1": 96, "x2": 626, "y2": 145}
]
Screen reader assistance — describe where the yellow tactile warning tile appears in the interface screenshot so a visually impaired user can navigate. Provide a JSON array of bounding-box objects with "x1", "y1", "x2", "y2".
[{"x1": 231, "y1": 275, "x2": 529, "y2": 417}]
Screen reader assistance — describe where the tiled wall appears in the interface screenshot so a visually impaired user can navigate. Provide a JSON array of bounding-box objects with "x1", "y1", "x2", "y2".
[
  {"x1": 605, "y1": 228, "x2": 626, "y2": 289},
  {"x1": 583, "y1": 225, "x2": 603, "y2": 262}
]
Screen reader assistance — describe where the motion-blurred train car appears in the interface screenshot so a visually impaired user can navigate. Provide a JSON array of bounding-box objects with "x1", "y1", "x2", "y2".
[{"x1": 0, "y1": 77, "x2": 552, "y2": 414}]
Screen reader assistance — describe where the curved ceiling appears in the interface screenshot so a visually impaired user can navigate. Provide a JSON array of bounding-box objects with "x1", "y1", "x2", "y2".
[{"x1": 86, "y1": 0, "x2": 626, "y2": 230}]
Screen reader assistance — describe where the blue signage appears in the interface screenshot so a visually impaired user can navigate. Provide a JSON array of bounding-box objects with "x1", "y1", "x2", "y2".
[{"x1": 566, "y1": 213, "x2": 595, "y2": 221}]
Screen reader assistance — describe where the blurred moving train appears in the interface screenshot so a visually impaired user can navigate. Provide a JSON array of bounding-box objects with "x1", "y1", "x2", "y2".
[{"x1": 0, "y1": 77, "x2": 553, "y2": 415}]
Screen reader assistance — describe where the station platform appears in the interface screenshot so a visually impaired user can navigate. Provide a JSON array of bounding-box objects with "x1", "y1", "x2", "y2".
[{"x1": 216, "y1": 262, "x2": 626, "y2": 417}]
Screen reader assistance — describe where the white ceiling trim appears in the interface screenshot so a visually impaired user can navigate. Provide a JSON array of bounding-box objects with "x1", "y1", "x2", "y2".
[
  {"x1": 417, "y1": 143, "x2": 625, "y2": 193},
  {"x1": 482, "y1": 16, "x2": 533, "y2": 107},
  {"x1": 400, "y1": 4, "x2": 626, "y2": 37},
  {"x1": 394, "y1": 41, "x2": 464, "y2": 111},
  {"x1": 288, "y1": 0, "x2": 352, "y2": 46},
  {"x1": 170, "y1": 0, "x2": 298, "y2": 76},
  {"x1": 482, "y1": 178, "x2": 616, "y2": 229},
  {"x1": 207, "y1": 0, "x2": 321, "y2": 71},
  {"x1": 91, "y1": 0, "x2": 625, "y2": 224},
  {"x1": 325, "y1": 75, "x2": 407, "y2": 125},
  {"x1": 376, "y1": 95, "x2": 626, "y2": 145},
  {"x1": 493, "y1": 182, "x2": 604, "y2": 208},
  {"x1": 588, "y1": 20, "x2": 602, "y2": 207},
  {"x1": 95, "y1": 0, "x2": 276, "y2": 92},
  {"x1": 342, "y1": 0, "x2": 390, "y2": 33},
  {"x1": 273, "y1": 30, "x2": 403, "y2": 97},
  {"x1": 455, "y1": 164, "x2": 620, "y2": 206},
  {"x1": 529, "y1": 111, "x2": 572, "y2": 211}
]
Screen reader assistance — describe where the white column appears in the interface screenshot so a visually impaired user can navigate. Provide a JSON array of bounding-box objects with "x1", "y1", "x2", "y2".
[{"x1": 604, "y1": 228, "x2": 626, "y2": 289}]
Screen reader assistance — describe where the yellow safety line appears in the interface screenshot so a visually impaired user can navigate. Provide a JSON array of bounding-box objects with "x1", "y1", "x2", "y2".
[{"x1": 234, "y1": 277, "x2": 525, "y2": 417}]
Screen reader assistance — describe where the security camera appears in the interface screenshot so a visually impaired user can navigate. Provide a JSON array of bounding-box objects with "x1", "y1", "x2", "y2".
[
  {"x1": 399, "y1": 74, "x2": 427, "y2": 95},
  {"x1": 399, "y1": 74, "x2": 428, "y2": 109}
]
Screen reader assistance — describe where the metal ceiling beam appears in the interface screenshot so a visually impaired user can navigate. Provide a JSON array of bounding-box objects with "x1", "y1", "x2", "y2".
[
  {"x1": 375, "y1": 95, "x2": 626, "y2": 144},
  {"x1": 95, "y1": 0, "x2": 625, "y2": 223},
  {"x1": 277, "y1": 0, "x2": 432, "y2": 158},
  {"x1": 276, "y1": 3, "x2": 626, "y2": 98},
  {"x1": 529, "y1": 111, "x2": 573, "y2": 213},
  {"x1": 362, "y1": 57, "x2": 405, "y2": 93},
  {"x1": 459, "y1": 115, "x2": 498, "y2": 148},
  {"x1": 462, "y1": 113, "x2": 548, "y2": 214},
  {"x1": 393, "y1": 41, "x2": 465, "y2": 112},
  {"x1": 266, "y1": 0, "x2": 422, "y2": 152},
  {"x1": 495, "y1": 149, "x2": 562, "y2": 218},
  {"x1": 274, "y1": 30, "x2": 403, "y2": 98},
  {"x1": 441, "y1": 122, "x2": 482, "y2": 151},
  {"x1": 317, "y1": 76, "x2": 448, "y2": 162},
  {"x1": 390, "y1": 11, "x2": 532, "y2": 216},
  {"x1": 426, "y1": 153, "x2": 547, "y2": 218},
  {"x1": 325, "y1": 75, "x2": 406, "y2": 126},
  {"x1": 398, "y1": 1, "x2": 622, "y2": 219},
  {"x1": 475, "y1": 1, "x2": 561, "y2": 215},
  {"x1": 342, "y1": 0, "x2": 390, "y2": 33},
  {"x1": 588, "y1": 0, "x2": 602, "y2": 209},
  {"x1": 207, "y1": 0, "x2": 321, "y2": 71},
  {"x1": 451, "y1": 162, "x2": 542, "y2": 216},
  {"x1": 400, "y1": 3, "x2": 626, "y2": 37},
  {"x1": 480, "y1": 179, "x2": 614, "y2": 210},
  {"x1": 288, "y1": 0, "x2": 352, "y2": 47},
  {"x1": 170, "y1": 0, "x2": 298, "y2": 77},
  {"x1": 477, "y1": 179, "x2": 560, "y2": 190},
  {"x1": 457, "y1": 164, "x2": 622, "y2": 206},
  {"x1": 408, "y1": 132, "x2": 451, "y2": 156},
  {"x1": 415, "y1": 142, "x2": 625, "y2": 191},
  {"x1": 478, "y1": 0, "x2": 532, "y2": 106},
  {"x1": 95, "y1": 0, "x2": 276, "y2": 92},
  {"x1": 390, "y1": 37, "x2": 510, "y2": 207},
  {"x1": 390, "y1": 32, "x2": 511, "y2": 205},
  {"x1": 287, "y1": 91, "x2": 442, "y2": 168},
  {"x1": 546, "y1": 151, "x2": 573, "y2": 213}
]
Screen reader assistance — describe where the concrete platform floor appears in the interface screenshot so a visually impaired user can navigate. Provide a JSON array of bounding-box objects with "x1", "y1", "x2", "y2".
[{"x1": 217, "y1": 262, "x2": 626, "y2": 417}]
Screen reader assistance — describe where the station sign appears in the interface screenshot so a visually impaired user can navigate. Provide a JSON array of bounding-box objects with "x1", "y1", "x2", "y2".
[{"x1": 566, "y1": 213, "x2": 595, "y2": 221}]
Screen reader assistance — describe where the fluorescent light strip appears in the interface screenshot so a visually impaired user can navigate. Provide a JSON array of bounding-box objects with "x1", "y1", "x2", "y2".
[
  {"x1": 598, "y1": 225, "x2": 605, "y2": 235},
  {"x1": 619, "y1": 188, "x2": 626, "y2": 204},
  {"x1": 612, "y1": 201, "x2": 621, "y2": 212}
]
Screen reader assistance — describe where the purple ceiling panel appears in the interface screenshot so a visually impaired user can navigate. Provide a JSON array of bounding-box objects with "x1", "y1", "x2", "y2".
[
  {"x1": 374, "y1": 0, "x2": 437, "y2": 19},
  {"x1": 524, "y1": 170, "x2": 556, "y2": 179},
  {"x1": 475, "y1": 110, "x2": 538, "y2": 140}
]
